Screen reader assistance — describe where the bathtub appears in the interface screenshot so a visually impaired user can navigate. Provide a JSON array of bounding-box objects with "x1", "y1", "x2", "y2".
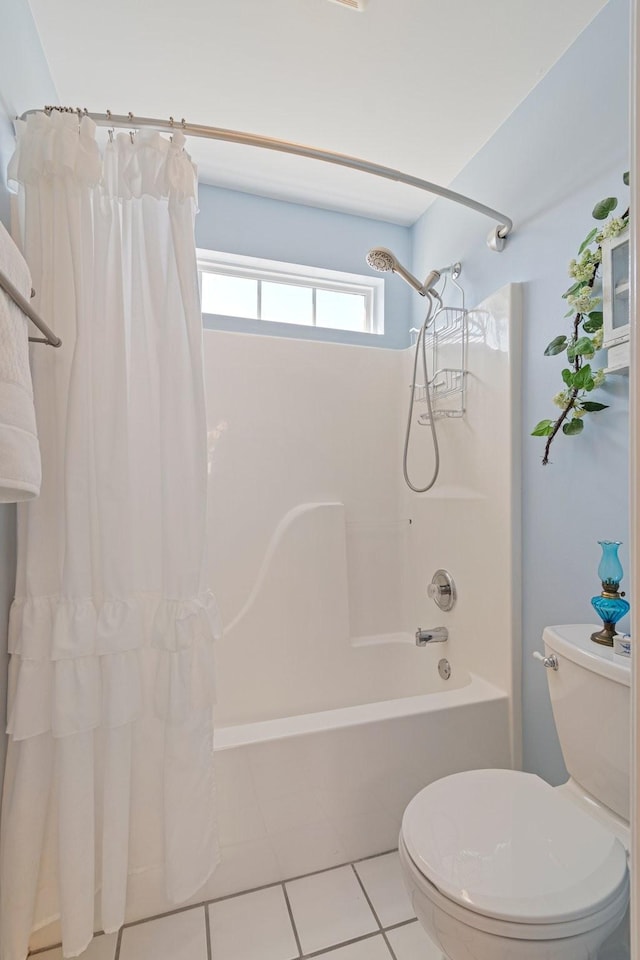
[{"x1": 199, "y1": 671, "x2": 511, "y2": 901}]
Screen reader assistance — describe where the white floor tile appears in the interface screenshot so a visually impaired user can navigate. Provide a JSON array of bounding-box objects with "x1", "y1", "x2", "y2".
[
  {"x1": 209, "y1": 885, "x2": 298, "y2": 960},
  {"x1": 314, "y1": 933, "x2": 392, "y2": 959},
  {"x1": 35, "y1": 933, "x2": 118, "y2": 960},
  {"x1": 386, "y1": 921, "x2": 445, "y2": 960},
  {"x1": 119, "y1": 907, "x2": 207, "y2": 960},
  {"x1": 354, "y1": 851, "x2": 415, "y2": 927},
  {"x1": 285, "y1": 865, "x2": 377, "y2": 954}
]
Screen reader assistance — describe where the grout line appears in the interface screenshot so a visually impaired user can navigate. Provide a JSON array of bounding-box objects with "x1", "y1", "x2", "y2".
[
  {"x1": 203, "y1": 903, "x2": 212, "y2": 960},
  {"x1": 380, "y1": 930, "x2": 399, "y2": 960},
  {"x1": 350, "y1": 862, "x2": 405, "y2": 960},
  {"x1": 300, "y1": 929, "x2": 383, "y2": 959},
  {"x1": 281, "y1": 882, "x2": 303, "y2": 958},
  {"x1": 114, "y1": 926, "x2": 123, "y2": 960},
  {"x1": 350, "y1": 863, "x2": 383, "y2": 931},
  {"x1": 121, "y1": 900, "x2": 210, "y2": 930},
  {"x1": 276, "y1": 848, "x2": 399, "y2": 890},
  {"x1": 29, "y1": 930, "x2": 110, "y2": 958},
  {"x1": 383, "y1": 917, "x2": 417, "y2": 933}
]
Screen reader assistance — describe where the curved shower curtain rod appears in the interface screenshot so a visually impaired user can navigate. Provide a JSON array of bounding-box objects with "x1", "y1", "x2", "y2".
[{"x1": 21, "y1": 106, "x2": 513, "y2": 250}]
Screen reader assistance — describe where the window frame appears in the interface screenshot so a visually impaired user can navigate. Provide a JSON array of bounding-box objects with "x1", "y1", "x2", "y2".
[{"x1": 196, "y1": 248, "x2": 384, "y2": 335}]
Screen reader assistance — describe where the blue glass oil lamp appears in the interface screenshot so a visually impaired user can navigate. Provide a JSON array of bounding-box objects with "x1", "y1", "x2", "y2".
[{"x1": 590, "y1": 540, "x2": 630, "y2": 646}]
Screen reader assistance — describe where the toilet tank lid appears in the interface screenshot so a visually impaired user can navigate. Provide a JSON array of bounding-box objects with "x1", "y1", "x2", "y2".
[
  {"x1": 543, "y1": 624, "x2": 630, "y2": 687},
  {"x1": 401, "y1": 769, "x2": 628, "y2": 924}
]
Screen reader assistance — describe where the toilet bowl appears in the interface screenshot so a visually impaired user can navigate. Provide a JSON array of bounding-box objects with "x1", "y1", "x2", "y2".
[
  {"x1": 399, "y1": 769, "x2": 628, "y2": 960},
  {"x1": 398, "y1": 626, "x2": 631, "y2": 960}
]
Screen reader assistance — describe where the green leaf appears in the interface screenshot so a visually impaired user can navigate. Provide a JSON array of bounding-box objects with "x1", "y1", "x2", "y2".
[
  {"x1": 532, "y1": 419, "x2": 555, "y2": 437},
  {"x1": 574, "y1": 364, "x2": 593, "y2": 389},
  {"x1": 544, "y1": 335, "x2": 568, "y2": 356},
  {"x1": 623, "y1": 171, "x2": 630, "y2": 186},
  {"x1": 582, "y1": 319, "x2": 601, "y2": 334},
  {"x1": 563, "y1": 418, "x2": 585, "y2": 436},
  {"x1": 562, "y1": 281, "x2": 584, "y2": 299},
  {"x1": 578, "y1": 228, "x2": 599, "y2": 255},
  {"x1": 564, "y1": 309, "x2": 575, "y2": 318},
  {"x1": 582, "y1": 312, "x2": 603, "y2": 333},
  {"x1": 592, "y1": 197, "x2": 618, "y2": 220},
  {"x1": 562, "y1": 368, "x2": 576, "y2": 387},
  {"x1": 582, "y1": 401, "x2": 609, "y2": 412},
  {"x1": 573, "y1": 336, "x2": 595, "y2": 358}
]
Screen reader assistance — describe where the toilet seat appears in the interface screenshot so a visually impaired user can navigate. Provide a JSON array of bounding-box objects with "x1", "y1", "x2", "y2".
[{"x1": 400, "y1": 768, "x2": 628, "y2": 934}]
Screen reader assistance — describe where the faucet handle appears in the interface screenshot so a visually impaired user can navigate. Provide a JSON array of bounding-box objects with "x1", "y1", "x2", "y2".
[{"x1": 427, "y1": 570, "x2": 456, "y2": 611}]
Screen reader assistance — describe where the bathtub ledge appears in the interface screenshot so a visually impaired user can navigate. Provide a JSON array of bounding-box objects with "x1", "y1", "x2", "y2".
[{"x1": 214, "y1": 673, "x2": 507, "y2": 749}]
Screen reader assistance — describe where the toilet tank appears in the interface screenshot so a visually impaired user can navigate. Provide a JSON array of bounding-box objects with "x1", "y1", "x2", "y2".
[{"x1": 543, "y1": 625, "x2": 630, "y2": 821}]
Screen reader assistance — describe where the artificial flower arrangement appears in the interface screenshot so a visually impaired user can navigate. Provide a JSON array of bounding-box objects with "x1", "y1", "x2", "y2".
[{"x1": 532, "y1": 173, "x2": 629, "y2": 464}]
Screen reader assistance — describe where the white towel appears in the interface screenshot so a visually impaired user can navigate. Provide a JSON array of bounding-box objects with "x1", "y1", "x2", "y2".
[{"x1": 0, "y1": 221, "x2": 41, "y2": 501}]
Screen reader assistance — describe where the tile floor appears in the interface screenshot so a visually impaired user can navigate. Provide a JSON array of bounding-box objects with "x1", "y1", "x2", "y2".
[{"x1": 32, "y1": 851, "x2": 444, "y2": 960}]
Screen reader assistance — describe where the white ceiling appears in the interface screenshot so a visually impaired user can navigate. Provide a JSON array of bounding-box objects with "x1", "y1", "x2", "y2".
[{"x1": 27, "y1": 0, "x2": 607, "y2": 225}]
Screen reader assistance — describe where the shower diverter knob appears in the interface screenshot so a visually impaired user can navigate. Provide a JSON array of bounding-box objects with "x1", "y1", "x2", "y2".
[{"x1": 427, "y1": 570, "x2": 456, "y2": 612}]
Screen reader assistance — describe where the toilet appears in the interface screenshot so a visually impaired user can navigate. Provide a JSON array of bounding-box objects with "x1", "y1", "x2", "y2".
[{"x1": 398, "y1": 624, "x2": 631, "y2": 960}]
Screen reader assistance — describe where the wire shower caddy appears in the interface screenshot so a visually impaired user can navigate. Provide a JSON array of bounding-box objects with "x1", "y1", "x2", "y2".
[{"x1": 411, "y1": 306, "x2": 468, "y2": 424}]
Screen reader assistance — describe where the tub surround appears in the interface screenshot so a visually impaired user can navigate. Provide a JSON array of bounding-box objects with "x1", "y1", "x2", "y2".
[{"x1": 206, "y1": 285, "x2": 520, "y2": 738}]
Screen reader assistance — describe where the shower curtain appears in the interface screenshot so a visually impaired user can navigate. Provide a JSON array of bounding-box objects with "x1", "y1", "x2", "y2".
[{"x1": 0, "y1": 111, "x2": 220, "y2": 960}]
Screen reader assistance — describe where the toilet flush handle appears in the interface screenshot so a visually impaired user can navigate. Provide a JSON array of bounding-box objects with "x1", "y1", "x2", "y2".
[{"x1": 533, "y1": 650, "x2": 559, "y2": 670}]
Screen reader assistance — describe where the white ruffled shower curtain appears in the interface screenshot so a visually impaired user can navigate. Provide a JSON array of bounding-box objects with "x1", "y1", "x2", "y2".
[{"x1": 0, "y1": 111, "x2": 220, "y2": 960}]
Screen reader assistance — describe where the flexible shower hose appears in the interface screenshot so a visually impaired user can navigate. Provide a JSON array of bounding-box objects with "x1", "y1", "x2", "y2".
[{"x1": 403, "y1": 294, "x2": 440, "y2": 493}]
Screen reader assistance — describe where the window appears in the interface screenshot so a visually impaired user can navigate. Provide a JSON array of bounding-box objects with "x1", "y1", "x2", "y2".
[{"x1": 197, "y1": 250, "x2": 383, "y2": 335}]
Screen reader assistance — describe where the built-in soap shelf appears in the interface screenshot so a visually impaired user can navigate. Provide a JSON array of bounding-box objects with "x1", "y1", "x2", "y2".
[{"x1": 411, "y1": 307, "x2": 467, "y2": 423}]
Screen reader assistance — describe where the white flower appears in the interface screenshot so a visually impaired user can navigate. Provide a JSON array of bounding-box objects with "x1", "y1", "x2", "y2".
[
  {"x1": 567, "y1": 286, "x2": 602, "y2": 314},
  {"x1": 569, "y1": 259, "x2": 596, "y2": 283},
  {"x1": 592, "y1": 329, "x2": 604, "y2": 350},
  {"x1": 569, "y1": 249, "x2": 599, "y2": 283},
  {"x1": 597, "y1": 218, "x2": 627, "y2": 242},
  {"x1": 592, "y1": 369, "x2": 606, "y2": 388},
  {"x1": 573, "y1": 407, "x2": 587, "y2": 419},
  {"x1": 553, "y1": 390, "x2": 571, "y2": 408}
]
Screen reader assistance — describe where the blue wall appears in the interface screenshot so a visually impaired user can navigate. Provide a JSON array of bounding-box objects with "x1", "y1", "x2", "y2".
[
  {"x1": 411, "y1": 0, "x2": 630, "y2": 784},
  {"x1": 0, "y1": 0, "x2": 56, "y2": 795},
  {"x1": 196, "y1": 185, "x2": 413, "y2": 348}
]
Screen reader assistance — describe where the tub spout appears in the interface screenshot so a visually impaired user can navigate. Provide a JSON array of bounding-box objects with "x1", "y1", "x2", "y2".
[{"x1": 415, "y1": 626, "x2": 448, "y2": 646}]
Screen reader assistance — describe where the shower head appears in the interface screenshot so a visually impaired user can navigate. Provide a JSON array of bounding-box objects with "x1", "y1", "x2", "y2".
[{"x1": 366, "y1": 247, "x2": 440, "y2": 296}]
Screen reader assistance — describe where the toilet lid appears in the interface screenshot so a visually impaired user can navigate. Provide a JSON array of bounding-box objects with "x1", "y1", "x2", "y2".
[{"x1": 402, "y1": 769, "x2": 628, "y2": 925}]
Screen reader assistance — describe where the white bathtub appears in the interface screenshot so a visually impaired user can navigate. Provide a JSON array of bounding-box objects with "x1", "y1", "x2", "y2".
[{"x1": 200, "y1": 672, "x2": 511, "y2": 901}]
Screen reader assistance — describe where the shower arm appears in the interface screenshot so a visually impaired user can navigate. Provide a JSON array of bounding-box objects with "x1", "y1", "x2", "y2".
[{"x1": 20, "y1": 107, "x2": 513, "y2": 251}]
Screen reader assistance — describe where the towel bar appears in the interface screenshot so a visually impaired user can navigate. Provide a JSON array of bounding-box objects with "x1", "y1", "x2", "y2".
[{"x1": 0, "y1": 269, "x2": 61, "y2": 347}]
